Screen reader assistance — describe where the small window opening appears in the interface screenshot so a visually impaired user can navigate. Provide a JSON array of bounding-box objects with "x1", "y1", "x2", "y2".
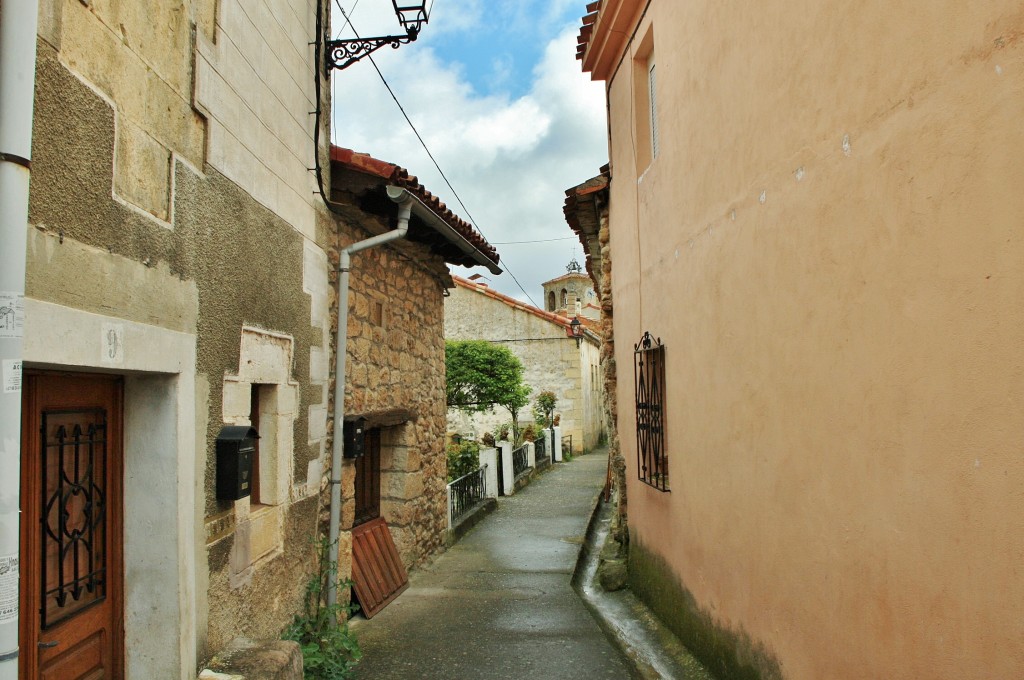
[
  {"x1": 249, "y1": 384, "x2": 264, "y2": 505},
  {"x1": 632, "y1": 27, "x2": 657, "y2": 172}
]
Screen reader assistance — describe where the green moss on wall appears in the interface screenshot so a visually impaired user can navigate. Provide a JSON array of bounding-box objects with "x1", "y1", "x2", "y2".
[{"x1": 628, "y1": 539, "x2": 784, "y2": 680}]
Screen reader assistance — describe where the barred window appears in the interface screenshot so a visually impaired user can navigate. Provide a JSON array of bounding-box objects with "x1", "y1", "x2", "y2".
[{"x1": 634, "y1": 332, "x2": 667, "y2": 491}]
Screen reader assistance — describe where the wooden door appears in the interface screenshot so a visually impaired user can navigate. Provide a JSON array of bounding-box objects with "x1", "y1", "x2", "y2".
[
  {"x1": 353, "y1": 429, "x2": 381, "y2": 526},
  {"x1": 20, "y1": 373, "x2": 124, "y2": 680}
]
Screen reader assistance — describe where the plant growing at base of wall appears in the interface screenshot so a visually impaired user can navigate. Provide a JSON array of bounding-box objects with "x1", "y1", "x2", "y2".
[
  {"x1": 533, "y1": 391, "x2": 558, "y2": 428},
  {"x1": 446, "y1": 340, "x2": 532, "y2": 442},
  {"x1": 283, "y1": 537, "x2": 362, "y2": 679}
]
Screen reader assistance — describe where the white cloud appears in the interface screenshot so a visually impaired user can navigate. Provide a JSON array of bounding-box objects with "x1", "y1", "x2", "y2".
[{"x1": 330, "y1": 25, "x2": 608, "y2": 305}]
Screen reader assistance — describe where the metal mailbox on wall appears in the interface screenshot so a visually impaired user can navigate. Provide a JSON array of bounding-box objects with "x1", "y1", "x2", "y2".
[{"x1": 216, "y1": 425, "x2": 259, "y2": 500}]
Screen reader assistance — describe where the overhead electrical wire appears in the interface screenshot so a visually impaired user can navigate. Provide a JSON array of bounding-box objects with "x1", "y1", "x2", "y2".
[
  {"x1": 333, "y1": 1, "x2": 544, "y2": 311},
  {"x1": 491, "y1": 236, "x2": 576, "y2": 245}
]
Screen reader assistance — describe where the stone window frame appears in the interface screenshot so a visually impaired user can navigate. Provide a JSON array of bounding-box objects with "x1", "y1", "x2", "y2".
[{"x1": 222, "y1": 327, "x2": 300, "y2": 579}]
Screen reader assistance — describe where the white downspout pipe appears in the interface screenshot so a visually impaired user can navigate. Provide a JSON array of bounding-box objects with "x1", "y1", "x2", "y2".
[
  {"x1": 327, "y1": 186, "x2": 412, "y2": 611},
  {"x1": 0, "y1": 1, "x2": 39, "y2": 677}
]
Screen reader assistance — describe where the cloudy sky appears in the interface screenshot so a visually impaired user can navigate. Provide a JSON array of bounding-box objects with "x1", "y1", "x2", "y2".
[{"x1": 329, "y1": 0, "x2": 608, "y2": 306}]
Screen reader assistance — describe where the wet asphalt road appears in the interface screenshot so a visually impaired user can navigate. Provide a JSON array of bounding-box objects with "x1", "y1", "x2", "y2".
[{"x1": 351, "y1": 450, "x2": 636, "y2": 679}]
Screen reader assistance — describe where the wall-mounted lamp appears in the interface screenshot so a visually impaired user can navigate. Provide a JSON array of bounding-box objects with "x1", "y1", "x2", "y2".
[
  {"x1": 570, "y1": 317, "x2": 584, "y2": 348},
  {"x1": 325, "y1": 1, "x2": 431, "y2": 74}
]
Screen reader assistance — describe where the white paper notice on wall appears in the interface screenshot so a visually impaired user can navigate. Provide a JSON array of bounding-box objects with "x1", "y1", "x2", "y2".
[
  {"x1": 2, "y1": 360, "x2": 21, "y2": 394},
  {"x1": 0, "y1": 554, "x2": 18, "y2": 623},
  {"x1": 0, "y1": 292, "x2": 25, "y2": 339},
  {"x1": 102, "y1": 323, "x2": 125, "y2": 365}
]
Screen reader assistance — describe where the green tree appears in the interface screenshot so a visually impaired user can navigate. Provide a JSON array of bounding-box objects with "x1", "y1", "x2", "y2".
[
  {"x1": 446, "y1": 340, "x2": 532, "y2": 441},
  {"x1": 534, "y1": 391, "x2": 558, "y2": 429}
]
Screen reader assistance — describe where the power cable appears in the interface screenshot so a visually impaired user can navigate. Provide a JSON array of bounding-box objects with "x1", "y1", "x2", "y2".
[
  {"x1": 335, "y1": 4, "x2": 544, "y2": 310},
  {"x1": 491, "y1": 236, "x2": 576, "y2": 245}
]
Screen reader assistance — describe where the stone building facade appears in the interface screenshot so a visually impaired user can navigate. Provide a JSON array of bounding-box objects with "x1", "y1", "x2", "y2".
[
  {"x1": 577, "y1": 0, "x2": 1024, "y2": 678},
  {"x1": 445, "y1": 276, "x2": 603, "y2": 451},
  {"x1": 328, "y1": 147, "x2": 501, "y2": 575},
  {"x1": 14, "y1": 2, "x2": 499, "y2": 677}
]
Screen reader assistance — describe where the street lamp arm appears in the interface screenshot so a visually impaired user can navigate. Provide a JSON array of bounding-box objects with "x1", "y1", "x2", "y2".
[{"x1": 324, "y1": 31, "x2": 418, "y2": 74}]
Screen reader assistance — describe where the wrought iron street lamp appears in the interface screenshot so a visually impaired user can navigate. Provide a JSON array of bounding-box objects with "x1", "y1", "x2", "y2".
[
  {"x1": 325, "y1": 0, "x2": 431, "y2": 74},
  {"x1": 570, "y1": 316, "x2": 584, "y2": 348}
]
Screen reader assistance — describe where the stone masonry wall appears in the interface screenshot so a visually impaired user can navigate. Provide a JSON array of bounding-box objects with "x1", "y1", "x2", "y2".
[
  {"x1": 328, "y1": 222, "x2": 452, "y2": 577},
  {"x1": 31, "y1": 0, "x2": 336, "y2": 666}
]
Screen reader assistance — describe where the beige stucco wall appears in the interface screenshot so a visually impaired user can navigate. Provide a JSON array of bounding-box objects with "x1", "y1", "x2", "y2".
[
  {"x1": 444, "y1": 284, "x2": 603, "y2": 451},
  {"x1": 27, "y1": 0, "x2": 337, "y2": 671},
  {"x1": 593, "y1": 1, "x2": 1024, "y2": 677}
]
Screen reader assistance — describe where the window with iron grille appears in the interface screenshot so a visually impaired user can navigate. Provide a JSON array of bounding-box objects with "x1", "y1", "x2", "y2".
[{"x1": 634, "y1": 332, "x2": 668, "y2": 491}]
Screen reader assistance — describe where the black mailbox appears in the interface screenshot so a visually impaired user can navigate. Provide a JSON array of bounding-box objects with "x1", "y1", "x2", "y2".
[
  {"x1": 216, "y1": 425, "x2": 259, "y2": 501},
  {"x1": 342, "y1": 417, "x2": 367, "y2": 459}
]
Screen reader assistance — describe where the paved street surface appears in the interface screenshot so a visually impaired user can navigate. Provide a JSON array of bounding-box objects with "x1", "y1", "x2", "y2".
[{"x1": 352, "y1": 450, "x2": 637, "y2": 679}]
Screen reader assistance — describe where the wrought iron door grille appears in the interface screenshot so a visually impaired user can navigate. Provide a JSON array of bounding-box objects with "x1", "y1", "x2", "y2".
[
  {"x1": 40, "y1": 408, "x2": 108, "y2": 628},
  {"x1": 634, "y1": 332, "x2": 668, "y2": 491}
]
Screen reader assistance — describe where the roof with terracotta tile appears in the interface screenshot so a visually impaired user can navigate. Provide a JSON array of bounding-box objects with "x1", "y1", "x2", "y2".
[
  {"x1": 576, "y1": 1, "x2": 602, "y2": 62},
  {"x1": 330, "y1": 146, "x2": 500, "y2": 269},
  {"x1": 451, "y1": 275, "x2": 600, "y2": 344},
  {"x1": 542, "y1": 271, "x2": 594, "y2": 286}
]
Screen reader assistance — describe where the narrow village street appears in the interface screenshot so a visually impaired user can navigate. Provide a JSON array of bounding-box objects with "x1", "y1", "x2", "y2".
[{"x1": 351, "y1": 452, "x2": 637, "y2": 679}]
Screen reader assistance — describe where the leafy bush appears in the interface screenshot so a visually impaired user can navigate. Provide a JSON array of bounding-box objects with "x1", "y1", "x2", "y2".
[
  {"x1": 481, "y1": 431, "x2": 496, "y2": 447},
  {"x1": 521, "y1": 424, "x2": 537, "y2": 442},
  {"x1": 447, "y1": 439, "x2": 481, "y2": 481},
  {"x1": 283, "y1": 538, "x2": 361, "y2": 679}
]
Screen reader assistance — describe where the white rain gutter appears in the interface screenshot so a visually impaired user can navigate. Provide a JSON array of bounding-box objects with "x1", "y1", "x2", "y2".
[
  {"x1": 0, "y1": 1, "x2": 39, "y2": 676},
  {"x1": 0, "y1": 3, "x2": 38, "y2": 675},
  {"x1": 326, "y1": 186, "x2": 412, "y2": 611}
]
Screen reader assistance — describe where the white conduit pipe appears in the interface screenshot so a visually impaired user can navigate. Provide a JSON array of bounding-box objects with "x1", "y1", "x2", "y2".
[
  {"x1": 327, "y1": 186, "x2": 413, "y2": 612},
  {"x1": 0, "y1": 1, "x2": 40, "y2": 676}
]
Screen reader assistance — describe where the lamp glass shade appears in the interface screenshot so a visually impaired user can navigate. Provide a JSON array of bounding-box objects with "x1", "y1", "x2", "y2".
[{"x1": 392, "y1": 1, "x2": 429, "y2": 33}]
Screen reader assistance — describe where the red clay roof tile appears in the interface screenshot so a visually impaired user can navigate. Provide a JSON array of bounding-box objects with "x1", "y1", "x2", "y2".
[{"x1": 330, "y1": 146, "x2": 500, "y2": 267}]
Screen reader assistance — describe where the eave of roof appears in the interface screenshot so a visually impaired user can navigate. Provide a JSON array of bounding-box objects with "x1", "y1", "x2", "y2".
[
  {"x1": 563, "y1": 168, "x2": 610, "y2": 285},
  {"x1": 577, "y1": 0, "x2": 646, "y2": 81},
  {"x1": 452, "y1": 276, "x2": 600, "y2": 345},
  {"x1": 330, "y1": 146, "x2": 501, "y2": 273}
]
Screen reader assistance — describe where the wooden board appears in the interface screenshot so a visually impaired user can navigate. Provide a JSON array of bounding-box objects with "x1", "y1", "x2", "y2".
[{"x1": 351, "y1": 517, "x2": 408, "y2": 618}]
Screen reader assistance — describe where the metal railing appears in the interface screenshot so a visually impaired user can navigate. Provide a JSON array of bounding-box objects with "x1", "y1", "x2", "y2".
[
  {"x1": 448, "y1": 465, "x2": 487, "y2": 527},
  {"x1": 535, "y1": 434, "x2": 547, "y2": 463},
  {"x1": 512, "y1": 443, "x2": 530, "y2": 477},
  {"x1": 561, "y1": 434, "x2": 573, "y2": 459}
]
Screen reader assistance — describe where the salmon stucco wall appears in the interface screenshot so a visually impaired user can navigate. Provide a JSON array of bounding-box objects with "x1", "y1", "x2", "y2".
[{"x1": 589, "y1": 0, "x2": 1024, "y2": 678}]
